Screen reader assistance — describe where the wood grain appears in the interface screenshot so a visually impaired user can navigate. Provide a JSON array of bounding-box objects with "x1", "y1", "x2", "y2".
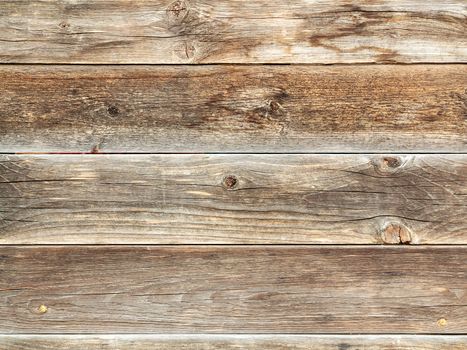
[
  {"x1": 1, "y1": 65, "x2": 466, "y2": 153},
  {"x1": 1, "y1": 246, "x2": 466, "y2": 333},
  {"x1": 1, "y1": 154, "x2": 466, "y2": 244},
  {"x1": 0, "y1": 1, "x2": 466, "y2": 63},
  {"x1": 2, "y1": 335, "x2": 467, "y2": 349}
]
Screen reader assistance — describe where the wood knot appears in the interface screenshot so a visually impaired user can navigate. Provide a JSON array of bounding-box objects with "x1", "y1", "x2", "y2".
[
  {"x1": 381, "y1": 223, "x2": 412, "y2": 244},
  {"x1": 37, "y1": 304, "x2": 48, "y2": 314},
  {"x1": 107, "y1": 105, "x2": 119, "y2": 117},
  {"x1": 167, "y1": 0, "x2": 189, "y2": 20},
  {"x1": 268, "y1": 100, "x2": 285, "y2": 115},
  {"x1": 58, "y1": 21, "x2": 70, "y2": 29},
  {"x1": 372, "y1": 156, "x2": 404, "y2": 175},
  {"x1": 382, "y1": 156, "x2": 401, "y2": 168},
  {"x1": 222, "y1": 175, "x2": 238, "y2": 190}
]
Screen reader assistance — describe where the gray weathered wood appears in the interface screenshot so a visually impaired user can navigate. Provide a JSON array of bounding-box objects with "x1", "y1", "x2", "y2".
[
  {"x1": 1, "y1": 335, "x2": 467, "y2": 349},
  {"x1": 1, "y1": 154, "x2": 466, "y2": 244},
  {"x1": 1, "y1": 65, "x2": 466, "y2": 153},
  {"x1": 0, "y1": 1, "x2": 466, "y2": 63},
  {"x1": 1, "y1": 246, "x2": 466, "y2": 333}
]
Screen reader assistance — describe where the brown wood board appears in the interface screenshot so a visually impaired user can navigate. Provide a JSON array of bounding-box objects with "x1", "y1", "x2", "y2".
[
  {"x1": 1, "y1": 246, "x2": 466, "y2": 334},
  {"x1": 1, "y1": 65, "x2": 466, "y2": 153}
]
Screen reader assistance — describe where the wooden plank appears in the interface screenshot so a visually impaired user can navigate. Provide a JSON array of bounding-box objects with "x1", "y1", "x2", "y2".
[
  {"x1": 1, "y1": 246, "x2": 466, "y2": 333},
  {"x1": 1, "y1": 154, "x2": 466, "y2": 244},
  {"x1": 1, "y1": 65, "x2": 466, "y2": 153},
  {"x1": 2, "y1": 335, "x2": 467, "y2": 349},
  {"x1": 0, "y1": 1, "x2": 465, "y2": 63}
]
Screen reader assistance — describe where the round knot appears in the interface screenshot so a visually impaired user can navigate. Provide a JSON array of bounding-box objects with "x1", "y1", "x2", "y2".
[
  {"x1": 167, "y1": 0, "x2": 189, "y2": 21},
  {"x1": 222, "y1": 175, "x2": 238, "y2": 190},
  {"x1": 372, "y1": 156, "x2": 404, "y2": 175},
  {"x1": 107, "y1": 105, "x2": 119, "y2": 117}
]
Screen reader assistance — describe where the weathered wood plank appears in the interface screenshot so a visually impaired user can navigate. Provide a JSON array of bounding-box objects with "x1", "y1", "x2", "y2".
[
  {"x1": 1, "y1": 246, "x2": 466, "y2": 333},
  {"x1": 0, "y1": 1, "x2": 466, "y2": 63},
  {"x1": 1, "y1": 154, "x2": 466, "y2": 244},
  {"x1": 1, "y1": 335, "x2": 467, "y2": 349},
  {"x1": 1, "y1": 65, "x2": 466, "y2": 153}
]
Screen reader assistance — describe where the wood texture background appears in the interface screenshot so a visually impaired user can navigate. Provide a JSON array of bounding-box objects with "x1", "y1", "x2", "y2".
[
  {"x1": 0, "y1": 0, "x2": 466, "y2": 63},
  {"x1": 0, "y1": 154, "x2": 466, "y2": 244},
  {"x1": 1, "y1": 246, "x2": 466, "y2": 334},
  {"x1": 1, "y1": 65, "x2": 466, "y2": 153},
  {"x1": 2, "y1": 335, "x2": 467, "y2": 350},
  {"x1": 1, "y1": 0, "x2": 466, "y2": 347}
]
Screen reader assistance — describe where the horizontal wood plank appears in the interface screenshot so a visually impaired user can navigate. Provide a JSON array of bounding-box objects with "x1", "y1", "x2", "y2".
[
  {"x1": 1, "y1": 65, "x2": 466, "y2": 153},
  {"x1": 1, "y1": 246, "x2": 466, "y2": 333},
  {"x1": 1, "y1": 154, "x2": 466, "y2": 244},
  {"x1": 0, "y1": 1, "x2": 466, "y2": 63},
  {"x1": 2, "y1": 335, "x2": 467, "y2": 349}
]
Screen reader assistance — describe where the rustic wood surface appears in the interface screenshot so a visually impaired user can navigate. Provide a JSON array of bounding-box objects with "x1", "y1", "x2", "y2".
[
  {"x1": 1, "y1": 65, "x2": 466, "y2": 153},
  {"x1": 1, "y1": 154, "x2": 466, "y2": 244},
  {"x1": 0, "y1": 1, "x2": 466, "y2": 63},
  {"x1": 1, "y1": 0, "x2": 466, "y2": 344},
  {"x1": 2, "y1": 335, "x2": 467, "y2": 350},
  {"x1": 1, "y1": 246, "x2": 466, "y2": 334}
]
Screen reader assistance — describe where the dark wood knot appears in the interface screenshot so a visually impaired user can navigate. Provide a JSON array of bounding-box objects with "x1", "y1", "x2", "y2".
[
  {"x1": 382, "y1": 156, "x2": 401, "y2": 168},
  {"x1": 372, "y1": 156, "x2": 404, "y2": 175},
  {"x1": 107, "y1": 105, "x2": 119, "y2": 117},
  {"x1": 222, "y1": 175, "x2": 238, "y2": 190}
]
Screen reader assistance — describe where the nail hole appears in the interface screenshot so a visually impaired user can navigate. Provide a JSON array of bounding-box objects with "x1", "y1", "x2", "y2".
[
  {"x1": 37, "y1": 304, "x2": 48, "y2": 314},
  {"x1": 437, "y1": 318, "x2": 447, "y2": 327},
  {"x1": 222, "y1": 175, "x2": 238, "y2": 190},
  {"x1": 58, "y1": 21, "x2": 70, "y2": 29}
]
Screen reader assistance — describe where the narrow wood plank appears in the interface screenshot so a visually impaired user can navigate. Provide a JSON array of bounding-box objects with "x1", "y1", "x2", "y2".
[
  {"x1": 1, "y1": 154, "x2": 466, "y2": 244},
  {"x1": 2, "y1": 335, "x2": 467, "y2": 349},
  {"x1": 0, "y1": 1, "x2": 465, "y2": 63},
  {"x1": 1, "y1": 246, "x2": 466, "y2": 333},
  {"x1": 1, "y1": 65, "x2": 466, "y2": 153}
]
